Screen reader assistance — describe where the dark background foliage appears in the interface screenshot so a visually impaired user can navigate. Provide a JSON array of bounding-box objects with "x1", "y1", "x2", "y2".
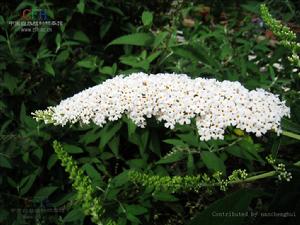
[{"x1": 0, "y1": 0, "x2": 300, "y2": 224}]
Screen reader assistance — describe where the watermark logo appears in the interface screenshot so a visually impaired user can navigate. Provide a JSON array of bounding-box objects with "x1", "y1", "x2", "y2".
[
  {"x1": 21, "y1": 8, "x2": 48, "y2": 21},
  {"x1": 8, "y1": 8, "x2": 63, "y2": 33}
]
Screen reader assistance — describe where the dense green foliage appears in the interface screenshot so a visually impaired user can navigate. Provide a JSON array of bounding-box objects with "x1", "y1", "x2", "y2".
[{"x1": 1, "y1": 0, "x2": 300, "y2": 225}]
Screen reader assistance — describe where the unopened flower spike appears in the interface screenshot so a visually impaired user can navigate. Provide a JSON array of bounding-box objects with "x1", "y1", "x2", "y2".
[{"x1": 33, "y1": 73, "x2": 290, "y2": 141}]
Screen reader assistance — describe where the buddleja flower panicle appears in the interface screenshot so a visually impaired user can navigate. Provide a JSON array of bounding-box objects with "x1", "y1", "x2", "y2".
[{"x1": 34, "y1": 73, "x2": 290, "y2": 141}]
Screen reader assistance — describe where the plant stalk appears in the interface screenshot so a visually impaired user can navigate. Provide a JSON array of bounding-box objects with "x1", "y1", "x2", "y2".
[{"x1": 282, "y1": 130, "x2": 300, "y2": 140}]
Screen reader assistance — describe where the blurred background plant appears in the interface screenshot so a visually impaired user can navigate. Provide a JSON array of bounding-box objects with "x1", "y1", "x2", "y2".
[{"x1": 0, "y1": 0, "x2": 300, "y2": 225}]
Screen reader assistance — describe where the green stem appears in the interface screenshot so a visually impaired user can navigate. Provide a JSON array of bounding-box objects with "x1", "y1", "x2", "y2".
[
  {"x1": 282, "y1": 130, "x2": 300, "y2": 140},
  {"x1": 230, "y1": 171, "x2": 276, "y2": 184},
  {"x1": 211, "y1": 160, "x2": 300, "y2": 187},
  {"x1": 294, "y1": 161, "x2": 300, "y2": 167},
  {"x1": 199, "y1": 171, "x2": 276, "y2": 187}
]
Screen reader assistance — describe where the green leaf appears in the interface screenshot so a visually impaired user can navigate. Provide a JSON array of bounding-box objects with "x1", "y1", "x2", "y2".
[
  {"x1": 0, "y1": 62, "x2": 6, "y2": 71},
  {"x1": 56, "y1": 50, "x2": 69, "y2": 63},
  {"x1": 7, "y1": 176, "x2": 17, "y2": 188},
  {"x1": 282, "y1": 118, "x2": 300, "y2": 133},
  {"x1": 22, "y1": 152, "x2": 30, "y2": 164},
  {"x1": 15, "y1": 2, "x2": 35, "y2": 12},
  {"x1": 32, "y1": 148, "x2": 43, "y2": 161},
  {"x1": 119, "y1": 55, "x2": 149, "y2": 70},
  {"x1": 0, "y1": 100, "x2": 6, "y2": 112},
  {"x1": 44, "y1": 62, "x2": 55, "y2": 76},
  {"x1": 20, "y1": 173, "x2": 37, "y2": 196},
  {"x1": 238, "y1": 139, "x2": 264, "y2": 163},
  {"x1": 227, "y1": 145, "x2": 256, "y2": 161},
  {"x1": 99, "y1": 63, "x2": 117, "y2": 75},
  {"x1": 126, "y1": 118, "x2": 137, "y2": 137},
  {"x1": 126, "y1": 213, "x2": 141, "y2": 224},
  {"x1": 201, "y1": 151, "x2": 226, "y2": 173},
  {"x1": 0, "y1": 155, "x2": 12, "y2": 169},
  {"x1": 173, "y1": 47, "x2": 199, "y2": 61},
  {"x1": 0, "y1": 15, "x2": 5, "y2": 26},
  {"x1": 63, "y1": 207, "x2": 84, "y2": 222},
  {"x1": 241, "y1": 2, "x2": 259, "y2": 13},
  {"x1": 2, "y1": 73, "x2": 18, "y2": 94},
  {"x1": 153, "y1": 31, "x2": 169, "y2": 48},
  {"x1": 52, "y1": 192, "x2": 75, "y2": 207},
  {"x1": 0, "y1": 35, "x2": 6, "y2": 43},
  {"x1": 106, "y1": 6, "x2": 124, "y2": 16},
  {"x1": 82, "y1": 163, "x2": 102, "y2": 182},
  {"x1": 100, "y1": 20, "x2": 112, "y2": 39},
  {"x1": 120, "y1": 51, "x2": 161, "y2": 70},
  {"x1": 77, "y1": 0, "x2": 85, "y2": 14},
  {"x1": 188, "y1": 189, "x2": 263, "y2": 225},
  {"x1": 149, "y1": 131, "x2": 161, "y2": 157},
  {"x1": 187, "y1": 152, "x2": 194, "y2": 174},
  {"x1": 137, "y1": 129, "x2": 149, "y2": 156},
  {"x1": 38, "y1": 30, "x2": 48, "y2": 42},
  {"x1": 55, "y1": 33, "x2": 61, "y2": 51},
  {"x1": 108, "y1": 135, "x2": 120, "y2": 157},
  {"x1": 77, "y1": 57, "x2": 97, "y2": 69},
  {"x1": 63, "y1": 144, "x2": 84, "y2": 154},
  {"x1": 112, "y1": 170, "x2": 129, "y2": 187},
  {"x1": 61, "y1": 40, "x2": 81, "y2": 47},
  {"x1": 146, "y1": 51, "x2": 161, "y2": 63},
  {"x1": 106, "y1": 188, "x2": 121, "y2": 201},
  {"x1": 33, "y1": 186, "x2": 58, "y2": 201},
  {"x1": 153, "y1": 192, "x2": 179, "y2": 202},
  {"x1": 125, "y1": 204, "x2": 148, "y2": 216},
  {"x1": 156, "y1": 151, "x2": 185, "y2": 164},
  {"x1": 99, "y1": 121, "x2": 122, "y2": 149},
  {"x1": 107, "y1": 33, "x2": 154, "y2": 47},
  {"x1": 127, "y1": 159, "x2": 147, "y2": 169},
  {"x1": 37, "y1": 48, "x2": 54, "y2": 60},
  {"x1": 47, "y1": 154, "x2": 58, "y2": 170},
  {"x1": 163, "y1": 139, "x2": 187, "y2": 147},
  {"x1": 73, "y1": 31, "x2": 90, "y2": 43},
  {"x1": 79, "y1": 127, "x2": 101, "y2": 145},
  {"x1": 177, "y1": 132, "x2": 199, "y2": 147},
  {"x1": 142, "y1": 11, "x2": 153, "y2": 26},
  {"x1": 20, "y1": 103, "x2": 37, "y2": 129},
  {"x1": 100, "y1": 151, "x2": 114, "y2": 160}
]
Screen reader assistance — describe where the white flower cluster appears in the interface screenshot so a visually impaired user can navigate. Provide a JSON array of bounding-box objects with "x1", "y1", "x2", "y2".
[
  {"x1": 36, "y1": 73, "x2": 290, "y2": 141},
  {"x1": 276, "y1": 163, "x2": 292, "y2": 182}
]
